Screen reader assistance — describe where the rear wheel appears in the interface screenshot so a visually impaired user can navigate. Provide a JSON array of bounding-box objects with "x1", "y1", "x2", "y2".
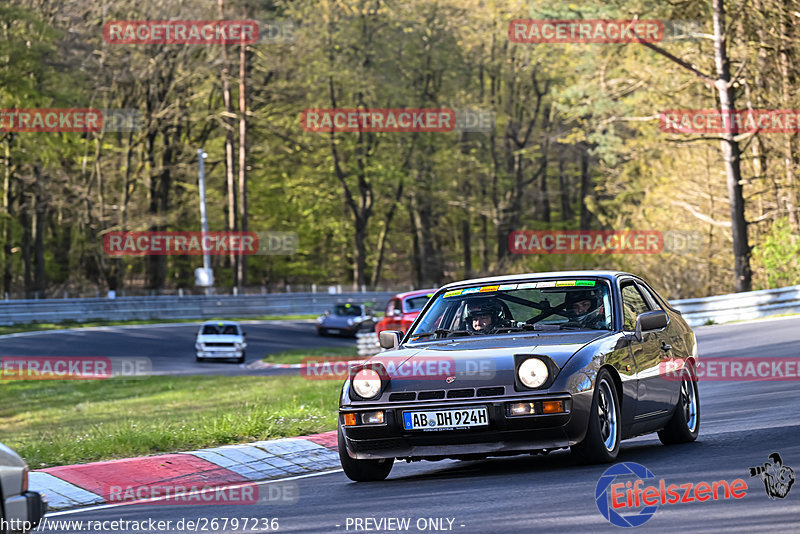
[
  {"x1": 658, "y1": 367, "x2": 699, "y2": 444},
  {"x1": 571, "y1": 369, "x2": 620, "y2": 464},
  {"x1": 338, "y1": 426, "x2": 393, "y2": 482}
]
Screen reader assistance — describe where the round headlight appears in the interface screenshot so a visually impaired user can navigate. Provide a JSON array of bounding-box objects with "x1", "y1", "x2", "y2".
[
  {"x1": 352, "y1": 368, "x2": 383, "y2": 399},
  {"x1": 518, "y1": 358, "x2": 549, "y2": 388}
]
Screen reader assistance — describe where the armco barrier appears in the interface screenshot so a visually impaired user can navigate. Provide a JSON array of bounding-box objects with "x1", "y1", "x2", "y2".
[
  {"x1": 0, "y1": 285, "x2": 798, "y2": 327},
  {"x1": 0, "y1": 292, "x2": 395, "y2": 325},
  {"x1": 671, "y1": 284, "x2": 800, "y2": 327}
]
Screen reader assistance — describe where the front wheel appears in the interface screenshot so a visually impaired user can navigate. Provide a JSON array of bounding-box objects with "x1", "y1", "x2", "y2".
[
  {"x1": 658, "y1": 367, "x2": 699, "y2": 444},
  {"x1": 571, "y1": 369, "x2": 621, "y2": 464},
  {"x1": 338, "y1": 426, "x2": 393, "y2": 482}
]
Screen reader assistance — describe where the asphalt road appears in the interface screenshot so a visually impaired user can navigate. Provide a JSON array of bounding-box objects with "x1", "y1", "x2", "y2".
[
  {"x1": 0, "y1": 321, "x2": 355, "y2": 375},
  {"x1": 31, "y1": 316, "x2": 800, "y2": 532}
]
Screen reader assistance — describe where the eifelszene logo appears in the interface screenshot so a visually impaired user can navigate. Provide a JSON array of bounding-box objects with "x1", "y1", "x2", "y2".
[
  {"x1": 595, "y1": 462, "x2": 748, "y2": 527},
  {"x1": 749, "y1": 453, "x2": 795, "y2": 499}
]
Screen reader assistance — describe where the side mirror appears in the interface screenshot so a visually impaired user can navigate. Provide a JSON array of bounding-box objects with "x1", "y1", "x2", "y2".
[
  {"x1": 379, "y1": 330, "x2": 402, "y2": 350},
  {"x1": 242, "y1": 332, "x2": 246, "y2": 337},
  {"x1": 635, "y1": 310, "x2": 668, "y2": 341}
]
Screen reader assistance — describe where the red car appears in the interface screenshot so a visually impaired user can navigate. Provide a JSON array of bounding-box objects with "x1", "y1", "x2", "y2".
[{"x1": 374, "y1": 288, "x2": 437, "y2": 335}]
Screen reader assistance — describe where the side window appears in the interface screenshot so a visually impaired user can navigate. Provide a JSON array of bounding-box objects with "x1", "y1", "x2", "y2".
[
  {"x1": 636, "y1": 283, "x2": 663, "y2": 311},
  {"x1": 621, "y1": 282, "x2": 651, "y2": 331},
  {"x1": 385, "y1": 299, "x2": 396, "y2": 316}
]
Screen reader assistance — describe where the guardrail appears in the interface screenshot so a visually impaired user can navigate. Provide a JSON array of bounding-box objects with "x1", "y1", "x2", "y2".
[
  {"x1": 0, "y1": 284, "x2": 798, "y2": 327},
  {"x1": 0, "y1": 292, "x2": 396, "y2": 325},
  {"x1": 671, "y1": 284, "x2": 800, "y2": 327}
]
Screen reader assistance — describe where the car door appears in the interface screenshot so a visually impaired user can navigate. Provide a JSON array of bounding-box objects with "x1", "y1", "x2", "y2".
[
  {"x1": 620, "y1": 280, "x2": 671, "y2": 420},
  {"x1": 636, "y1": 281, "x2": 682, "y2": 406}
]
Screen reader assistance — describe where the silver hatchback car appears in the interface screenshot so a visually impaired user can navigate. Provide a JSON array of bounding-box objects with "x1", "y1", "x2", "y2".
[{"x1": 195, "y1": 321, "x2": 247, "y2": 363}]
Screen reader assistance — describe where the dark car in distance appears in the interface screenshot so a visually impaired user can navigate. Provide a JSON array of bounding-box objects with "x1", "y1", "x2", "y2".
[
  {"x1": 337, "y1": 271, "x2": 699, "y2": 481},
  {"x1": 316, "y1": 303, "x2": 375, "y2": 337}
]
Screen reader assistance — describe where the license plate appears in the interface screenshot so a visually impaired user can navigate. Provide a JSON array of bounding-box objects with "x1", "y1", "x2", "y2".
[
  {"x1": 328, "y1": 329, "x2": 340, "y2": 334},
  {"x1": 403, "y1": 407, "x2": 488, "y2": 431}
]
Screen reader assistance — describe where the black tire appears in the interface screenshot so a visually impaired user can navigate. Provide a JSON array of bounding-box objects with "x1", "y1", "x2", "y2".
[
  {"x1": 317, "y1": 328, "x2": 326, "y2": 337},
  {"x1": 236, "y1": 351, "x2": 246, "y2": 364},
  {"x1": 195, "y1": 354, "x2": 202, "y2": 362},
  {"x1": 338, "y1": 426, "x2": 393, "y2": 482},
  {"x1": 571, "y1": 369, "x2": 621, "y2": 464},
  {"x1": 658, "y1": 366, "x2": 700, "y2": 445}
]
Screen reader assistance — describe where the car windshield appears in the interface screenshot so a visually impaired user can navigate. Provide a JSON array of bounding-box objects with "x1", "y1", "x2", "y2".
[
  {"x1": 201, "y1": 324, "x2": 240, "y2": 335},
  {"x1": 404, "y1": 294, "x2": 433, "y2": 313},
  {"x1": 407, "y1": 279, "x2": 613, "y2": 341},
  {"x1": 334, "y1": 304, "x2": 362, "y2": 316}
]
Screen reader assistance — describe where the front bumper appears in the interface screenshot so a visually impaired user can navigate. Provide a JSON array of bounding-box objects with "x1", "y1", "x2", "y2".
[
  {"x1": 317, "y1": 324, "x2": 359, "y2": 336},
  {"x1": 196, "y1": 349, "x2": 243, "y2": 358},
  {"x1": 340, "y1": 391, "x2": 592, "y2": 460}
]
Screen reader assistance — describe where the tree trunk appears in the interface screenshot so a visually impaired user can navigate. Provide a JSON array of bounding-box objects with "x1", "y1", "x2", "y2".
[
  {"x1": 559, "y1": 151, "x2": 573, "y2": 222},
  {"x1": 218, "y1": 0, "x2": 238, "y2": 286},
  {"x1": 461, "y1": 217, "x2": 472, "y2": 279},
  {"x1": 237, "y1": 37, "x2": 249, "y2": 287},
  {"x1": 2, "y1": 135, "x2": 13, "y2": 296},
  {"x1": 32, "y1": 163, "x2": 46, "y2": 296},
  {"x1": 370, "y1": 178, "x2": 403, "y2": 288},
  {"x1": 779, "y1": 0, "x2": 798, "y2": 228},
  {"x1": 579, "y1": 148, "x2": 592, "y2": 229},
  {"x1": 713, "y1": 0, "x2": 751, "y2": 291}
]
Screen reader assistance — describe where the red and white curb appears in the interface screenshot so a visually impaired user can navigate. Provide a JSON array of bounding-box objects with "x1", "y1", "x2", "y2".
[{"x1": 28, "y1": 431, "x2": 338, "y2": 511}]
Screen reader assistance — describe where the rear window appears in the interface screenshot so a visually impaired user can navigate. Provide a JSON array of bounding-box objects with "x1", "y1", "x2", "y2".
[{"x1": 404, "y1": 294, "x2": 433, "y2": 313}]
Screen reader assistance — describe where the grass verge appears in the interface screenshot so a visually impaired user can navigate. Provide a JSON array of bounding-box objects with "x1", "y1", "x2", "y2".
[
  {"x1": 0, "y1": 315, "x2": 317, "y2": 336},
  {"x1": 261, "y1": 346, "x2": 359, "y2": 365},
  {"x1": 0, "y1": 375, "x2": 340, "y2": 468}
]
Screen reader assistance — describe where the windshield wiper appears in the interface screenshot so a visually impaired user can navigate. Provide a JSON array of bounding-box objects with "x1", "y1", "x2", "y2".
[
  {"x1": 491, "y1": 324, "x2": 536, "y2": 334},
  {"x1": 410, "y1": 328, "x2": 470, "y2": 339}
]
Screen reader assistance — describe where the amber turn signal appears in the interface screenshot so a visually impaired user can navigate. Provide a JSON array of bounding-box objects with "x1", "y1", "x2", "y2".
[
  {"x1": 343, "y1": 413, "x2": 358, "y2": 426},
  {"x1": 541, "y1": 400, "x2": 564, "y2": 414}
]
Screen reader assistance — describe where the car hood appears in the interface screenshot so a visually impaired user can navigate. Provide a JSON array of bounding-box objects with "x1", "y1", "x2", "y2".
[
  {"x1": 370, "y1": 332, "x2": 609, "y2": 390},
  {"x1": 196, "y1": 335, "x2": 243, "y2": 343}
]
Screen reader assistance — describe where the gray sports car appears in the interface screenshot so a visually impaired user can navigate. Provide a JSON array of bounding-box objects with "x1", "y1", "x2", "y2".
[{"x1": 338, "y1": 271, "x2": 699, "y2": 481}]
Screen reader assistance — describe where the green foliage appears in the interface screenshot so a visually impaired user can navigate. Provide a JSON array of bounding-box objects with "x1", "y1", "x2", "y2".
[
  {"x1": 0, "y1": 0, "x2": 797, "y2": 298},
  {"x1": 753, "y1": 218, "x2": 800, "y2": 289}
]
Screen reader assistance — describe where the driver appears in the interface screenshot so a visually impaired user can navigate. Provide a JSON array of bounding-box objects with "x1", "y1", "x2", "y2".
[
  {"x1": 565, "y1": 289, "x2": 608, "y2": 329},
  {"x1": 465, "y1": 298, "x2": 506, "y2": 333}
]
